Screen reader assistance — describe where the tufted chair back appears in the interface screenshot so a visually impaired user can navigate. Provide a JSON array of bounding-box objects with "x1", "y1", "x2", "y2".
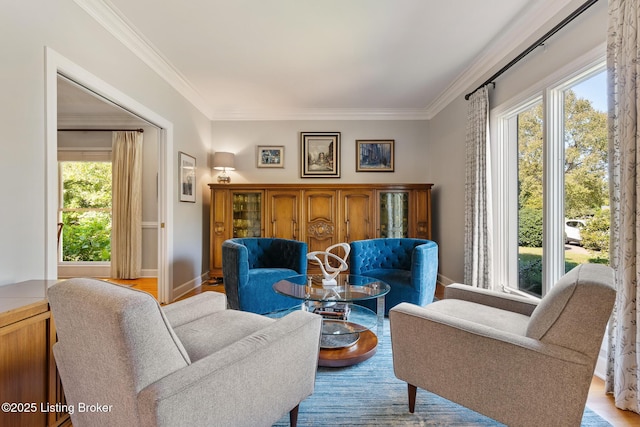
[
  {"x1": 234, "y1": 237, "x2": 304, "y2": 271},
  {"x1": 222, "y1": 238, "x2": 308, "y2": 314},
  {"x1": 350, "y1": 238, "x2": 438, "y2": 314},
  {"x1": 351, "y1": 238, "x2": 425, "y2": 271}
]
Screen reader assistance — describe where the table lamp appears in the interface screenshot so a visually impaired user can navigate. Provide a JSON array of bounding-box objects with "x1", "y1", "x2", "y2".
[{"x1": 213, "y1": 152, "x2": 235, "y2": 183}]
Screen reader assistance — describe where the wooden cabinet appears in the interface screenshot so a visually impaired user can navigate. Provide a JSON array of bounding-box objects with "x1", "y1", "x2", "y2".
[
  {"x1": 0, "y1": 280, "x2": 70, "y2": 427},
  {"x1": 209, "y1": 183, "x2": 433, "y2": 280}
]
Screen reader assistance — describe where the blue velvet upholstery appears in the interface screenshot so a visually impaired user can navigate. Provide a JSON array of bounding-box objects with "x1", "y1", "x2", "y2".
[
  {"x1": 349, "y1": 238, "x2": 438, "y2": 315},
  {"x1": 222, "y1": 238, "x2": 308, "y2": 314}
]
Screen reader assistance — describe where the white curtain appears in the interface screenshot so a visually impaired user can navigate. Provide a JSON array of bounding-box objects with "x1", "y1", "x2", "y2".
[
  {"x1": 111, "y1": 131, "x2": 143, "y2": 279},
  {"x1": 464, "y1": 86, "x2": 492, "y2": 288},
  {"x1": 606, "y1": 0, "x2": 640, "y2": 413}
]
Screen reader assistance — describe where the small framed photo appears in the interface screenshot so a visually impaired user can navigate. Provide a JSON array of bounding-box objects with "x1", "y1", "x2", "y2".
[
  {"x1": 179, "y1": 151, "x2": 196, "y2": 202},
  {"x1": 356, "y1": 140, "x2": 394, "y2": 172},
  {"x1": 300, "y1": 132, "x2": 340, "y2": 178},
  {"x1": 256, "y1": 145, "x2": 284, "y2": 168}
]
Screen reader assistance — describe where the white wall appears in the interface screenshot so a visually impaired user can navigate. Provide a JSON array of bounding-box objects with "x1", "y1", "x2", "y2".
[
  {"x1": 211, "y1": 120, "x2": 429, "y2": 184},
  {"x1": 425, "y1": 99, "x2": 467, "y2": 285},
  {"x1": 427, "y1": 0, "x2": 608, "y2": 284},
  {"x1": 0, "y1": 0, "x2": 211, "y2": 291}
]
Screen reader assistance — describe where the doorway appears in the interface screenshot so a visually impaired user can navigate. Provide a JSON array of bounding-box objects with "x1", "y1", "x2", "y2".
[
  {"x1": 57, "y1": 75, "x2": 160, "y2": 281},
  {"x1": 46, "y1": 48, "x2": 174, "y2": 303}
]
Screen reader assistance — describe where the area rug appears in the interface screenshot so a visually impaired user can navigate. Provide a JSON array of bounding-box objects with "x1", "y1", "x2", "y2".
[{"x1": 274, "y1": 320, "x2": 611, "y2": 426}]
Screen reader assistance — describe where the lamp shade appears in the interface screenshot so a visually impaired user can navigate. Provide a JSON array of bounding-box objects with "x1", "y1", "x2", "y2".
[{"x1": 212, "y1": 152, "x2": 236, "y2": 170}]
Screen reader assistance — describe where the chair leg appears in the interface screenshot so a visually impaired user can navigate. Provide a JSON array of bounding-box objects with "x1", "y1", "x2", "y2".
[
  {"x1": 289, "y1": 404, "x2": 299, "y2": 427},
  {"x1": 408, "y1": 383, "x2": 417, "y2": 413}
]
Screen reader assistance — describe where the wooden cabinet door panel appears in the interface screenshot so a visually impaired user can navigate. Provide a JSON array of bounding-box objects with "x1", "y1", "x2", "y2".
[
  {"x1": 304, "y1": 190, "x2": 337, "y2": 252},
  {"x1": 414, "y1": 189, "x2": 432, "y2": 239},
  {"x1": 341, "y1": 190, "x2": 374, "y2": 242},
  {"x1": 210, "y1": 189, "x2": 229, "y2": 278},
  {"x1": 267, "y1": 191, "x2": 300, "y2": 239}
]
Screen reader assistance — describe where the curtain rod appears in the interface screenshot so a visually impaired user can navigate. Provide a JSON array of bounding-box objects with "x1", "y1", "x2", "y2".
[
  {"x1": 464, "y1": 0, "x2": 600, "y2": 100},
  {"x1": 58, "y1": 128, "x2": 144, "y2": 133}
]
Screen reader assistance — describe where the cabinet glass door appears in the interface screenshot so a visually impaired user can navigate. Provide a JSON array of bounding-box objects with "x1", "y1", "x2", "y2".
[
  {"x1": 379, "y1": 192, "x2": 408, "y2": 238},
  {"x1": 233, "y1": 192, "x2": 262, "y2": 237}
]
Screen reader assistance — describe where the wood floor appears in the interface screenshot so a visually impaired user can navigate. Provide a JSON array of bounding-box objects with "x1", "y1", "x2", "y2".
[
  {"x1": 116, "y1": 278, "x2": 640, "y2": 426},
  {"x1": 588, "y1": 377, "x2": 640, "y2": 426}
]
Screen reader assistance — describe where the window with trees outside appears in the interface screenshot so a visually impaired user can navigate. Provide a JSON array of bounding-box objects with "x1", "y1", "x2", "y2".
[
  {"x1": 492, "y1": 60, "x2": 608, "y2": 297},
  {"x1": 58, "y1": 152, "x2": 112, "y2": 263}
]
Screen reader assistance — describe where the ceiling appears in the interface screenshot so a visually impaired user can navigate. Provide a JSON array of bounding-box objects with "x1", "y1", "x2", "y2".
[{"x1": 63, "y1": 0, "x2": 579, "y2": 121}]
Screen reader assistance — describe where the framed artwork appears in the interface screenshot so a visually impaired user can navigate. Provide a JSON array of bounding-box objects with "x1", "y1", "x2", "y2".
[
  {"x1": 179, "y1": 151, "x2": 196, "y2": 202},
  {"x1": 300, "y1": 132, "x2": 341, "y2": 178},
  {"x1": 256, "y1": 145, "x2": 284, "y2": 168},
  {"x1": 356, "y1": 140, "x2": 395, "y2": 172}
]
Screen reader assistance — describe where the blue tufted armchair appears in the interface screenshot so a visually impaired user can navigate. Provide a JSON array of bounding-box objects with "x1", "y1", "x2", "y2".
[
  {"x1": 222, "y1": 238, "x2": 308, "y2": 314},
  {"x1": 349, "y1": 238, "x2": 438, "y2": 315}
]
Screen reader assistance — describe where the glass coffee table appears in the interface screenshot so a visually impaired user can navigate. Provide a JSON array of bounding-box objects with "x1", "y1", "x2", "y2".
[{"x1": 273, "y1": 274, "x2": 390, "y2": 367}]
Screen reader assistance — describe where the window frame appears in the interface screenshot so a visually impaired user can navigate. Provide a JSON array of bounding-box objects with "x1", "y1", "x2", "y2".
[{"x1": 490, "y1": 51, "x2": 606, "y2": 297}]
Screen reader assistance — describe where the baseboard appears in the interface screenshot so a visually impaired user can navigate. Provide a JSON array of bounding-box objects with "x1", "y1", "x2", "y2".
[
  {"x1": 594, "y1": 352, "x2": 607, "y2": 380},
  {"x1": 437, "y1": 273, "x2": 457, "y2": 287},
  {"x1": 594, "y1": 330, "x2": 609, "y2": 380},
  {"x1": 171, "y1": 273, "x2": 209, "y2": 301}
]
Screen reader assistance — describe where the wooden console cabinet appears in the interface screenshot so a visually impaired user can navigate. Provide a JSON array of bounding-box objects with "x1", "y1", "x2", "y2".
[
  {"x1": 0, "y1": 280, "x2": 70, "y2": 427},
  {"x1": 209, "y1": 183, "x2": 433, "y2": 280}
]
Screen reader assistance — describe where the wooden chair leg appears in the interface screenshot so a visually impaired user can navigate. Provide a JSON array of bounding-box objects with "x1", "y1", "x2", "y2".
[
  {"x1": 289, "y1": 404, "x2": 299, "y2": 427},
  {"x1": 408, "y1": 383, "x2": 417, "y2": 413}
]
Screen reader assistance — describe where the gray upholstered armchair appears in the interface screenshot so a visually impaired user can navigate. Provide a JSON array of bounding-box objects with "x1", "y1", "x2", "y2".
[
  {"x1": 48, "y1": 278, "x2": 322, "y2": 427},
  {"x1": 390, "y1": 263, "x2": 615, "y2": 427},
  {"x1": 222, "y1": 237, "x2": 307, "y2": 314}
]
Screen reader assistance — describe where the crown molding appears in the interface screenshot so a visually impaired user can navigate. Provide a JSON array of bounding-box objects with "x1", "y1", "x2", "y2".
[
  {"x1": 73, "y1": 0, "x2": 213, "y2": 119},
  {"x1": 424, "y1": 0, "x2": 576, "y2": 119},
  {"x1": 210, "y1": 107, "x2": 430, "y2": 121},
  {"x1": 75, "y1": 0, "x2": 576, "y2": 122}
]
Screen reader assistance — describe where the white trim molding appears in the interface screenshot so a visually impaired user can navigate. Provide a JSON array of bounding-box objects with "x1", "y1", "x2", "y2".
[
  {"x1": 425, "y1": 0, "x2": 576, "y2": 119},
  {"x1": 73, "y1": 0, "x2": 212, "y2": 118},
  {"x1": 437, "y1": 274, "x2": 457, "y2": 287},
  {"x1": 210, "y1": 107, "x2": 431, "y2": 122},
  {"x1": 171, "y1": 273, "x2": 210, "y2": 302}
]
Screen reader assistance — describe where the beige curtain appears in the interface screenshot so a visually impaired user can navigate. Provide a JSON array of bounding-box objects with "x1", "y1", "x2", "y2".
[
  {"x1": 111, "y1": 131, "x2": 143, "y2": 279},
  {"x1": 464, "y1": 86, "x2": 492, "y2": 288},
  {"x1": 606, "y1": 0, "x2": 640, "y2": 413}
]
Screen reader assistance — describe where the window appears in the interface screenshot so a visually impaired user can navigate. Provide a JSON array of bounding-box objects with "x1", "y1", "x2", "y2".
[
  {"x1": 58, "y1": 151, "x2": 112, "y2": 262},
  {"x1": 492, "y1": 60, "x2": 608, "y2": 297}
]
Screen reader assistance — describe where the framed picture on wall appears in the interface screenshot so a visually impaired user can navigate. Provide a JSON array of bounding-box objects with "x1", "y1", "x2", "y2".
[
  {"x1": 256, "y1": 145, "x2": 284, "y2": 168},
  {"x1": 179, "y1": 151, "x2": 196, "y2": 202},
  {"x1": 300, "y1": 132, "x2": 340, "y2": 178},
  {"x1": 356, "y1": 140, "x2": 394, "y2": 172}
]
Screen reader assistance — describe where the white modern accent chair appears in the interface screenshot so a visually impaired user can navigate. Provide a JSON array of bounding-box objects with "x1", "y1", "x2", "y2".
[
  {"x1": 48, "y1": 278, "x2": 322, "y2": 427},
  {"x1": 390, "y1": 263, "x2": 615, "y2": 427}
]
